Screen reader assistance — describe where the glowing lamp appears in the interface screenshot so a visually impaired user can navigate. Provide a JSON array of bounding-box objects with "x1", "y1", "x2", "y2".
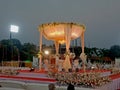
[
  {"x1": 39, "y1": 22, "x2": 85, "y2": 44},
  {"x1": 10, "y1": 25, "x2": 19, "y2": 33}
]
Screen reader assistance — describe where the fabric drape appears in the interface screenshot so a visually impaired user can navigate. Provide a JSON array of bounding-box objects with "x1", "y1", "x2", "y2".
[
  {"x1": 55, "y1": 41, "x2": 59, "y2": 65},
  {"x1": 63, "y1": 25, "x2": 72, "y2": 71}
]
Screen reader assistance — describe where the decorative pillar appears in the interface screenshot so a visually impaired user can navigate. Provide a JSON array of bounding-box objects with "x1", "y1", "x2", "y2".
[
  {"x1": 63, "y1": 24, "x2": 72, "y2": 72},
  {"x1": 39, "y1": 28, "x2": 43, "y2": 70},
  {"x1": 54, "y1": 41, "x2": 59, "y2": 66},
  {"x1": 81, "y1": 32, "x2": 85, "y2": 54},
  {"x1": 80, "y1": 31, "x2": 87, "y2": 72}
]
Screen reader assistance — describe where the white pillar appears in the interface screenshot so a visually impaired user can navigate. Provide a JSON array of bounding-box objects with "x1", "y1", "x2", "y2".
[
  {"x1": 39, "y1": 28, "x2": 43, "y2": 70},
  {"x1": 54, "y1": 41, "x2": 59, "y2": 66},
  {"x1": 80, "y1": 31, "x2": 87, "y2": 72},
  {"x1": 63, "y1": 24, "x2": 72, "y2": 72}
]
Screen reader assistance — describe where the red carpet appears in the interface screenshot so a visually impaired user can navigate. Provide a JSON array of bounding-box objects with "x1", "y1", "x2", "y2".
[
  {"x1": 0, "y1": 69, "x2": 56, "y2": 83},
  {"x1": 109, "y1": 73, "x2": 120, "y2": 80},
  {"x1": 0, "y1": 75, "x2": 56, "y2": 82}
]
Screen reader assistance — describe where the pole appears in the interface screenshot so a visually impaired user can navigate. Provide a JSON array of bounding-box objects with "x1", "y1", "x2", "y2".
[
  {"x1": 10, "y1": 25, "x2": 19, "y2": 67},
  {"x1": 10, "y1": 32, "x2": 13, "y2": 66},
  {"x1": 17, "y1": 48, "x2": 20, "y2": 67},
  {"x1": 10, "y1": 32, "x2": 12, "y2": 40},
  {"x1": 2, "y1": 45, "x2": 4, "y2": 66}
]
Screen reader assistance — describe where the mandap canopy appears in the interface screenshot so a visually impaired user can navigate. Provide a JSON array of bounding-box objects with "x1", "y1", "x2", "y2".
[{"x1": 38, "y1": 22, "x2": 86, "y2": 71}]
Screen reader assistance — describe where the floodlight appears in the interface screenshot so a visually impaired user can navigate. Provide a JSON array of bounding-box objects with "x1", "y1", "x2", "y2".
[{"x1": 10, "y1": 25, "x2": 19, "y2": 33}]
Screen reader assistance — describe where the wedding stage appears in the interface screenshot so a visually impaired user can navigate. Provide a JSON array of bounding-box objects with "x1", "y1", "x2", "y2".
[
  {"x1": 0, "y1": 22, "x2": 119, "y2": 90},
  {"x1": 0, "y1": 67, "x2": 111, "y2": 83}
]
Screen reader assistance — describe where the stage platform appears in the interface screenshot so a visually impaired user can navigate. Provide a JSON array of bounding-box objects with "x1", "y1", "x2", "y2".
[
  {"x1": 0, "y1": 68, "x2": 112, "y2": 83},
  {"x1": 0, "y1": 69, "x2": 120, "y2": 90},
  {"x1": 0, "y1": 69, "x2": 111, "y2": 83}
]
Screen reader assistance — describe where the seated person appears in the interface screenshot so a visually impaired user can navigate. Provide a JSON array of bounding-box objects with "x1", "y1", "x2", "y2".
[
  {"x1": 48, "y1": 83, "x2": 55, "y2": 90},
  {"x1": 67, "y1": 83, "x2": 75, "y2": 90}
]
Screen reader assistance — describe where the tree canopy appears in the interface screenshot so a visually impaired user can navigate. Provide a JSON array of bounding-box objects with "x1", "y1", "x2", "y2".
[{"x1": 109, "y1": 45, "x2": 120, "y2": 58}]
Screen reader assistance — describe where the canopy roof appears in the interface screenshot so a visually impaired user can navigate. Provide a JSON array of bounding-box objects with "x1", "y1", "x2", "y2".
[{"x1": 39, "y1": 22, "x2": 85, "y2": 44}]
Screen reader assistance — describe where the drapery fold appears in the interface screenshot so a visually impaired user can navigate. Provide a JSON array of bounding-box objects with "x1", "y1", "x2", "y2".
[
  {"x1": 54, "y1": 41, "x2": 59, "y2": 65},
  {"x1": 63, "y1": 24, "x2": 72, "y2": 71},
  {"x1": 80, "y1": 32, "x2": 85, "y2": 54},
  {"x1": 80, "y1": 31, "x2": 86, "y2": 72},
  {"x1": 54, "y1": 41, "x2": 59, "y2": 56}
]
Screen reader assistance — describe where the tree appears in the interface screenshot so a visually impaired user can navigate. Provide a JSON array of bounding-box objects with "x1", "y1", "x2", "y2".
[
  {"x1": 109, "y1": 45, "x2": 120, "y2": 58},
  {"x1": 0, "y1": 39, "x2": 11, "y2": 61},
  {"x1": 10, "y1": 39, "x2": 22, "y2": 49},
  {"x1": 21, "y1": 43, "x2": 38, "y2": 61},
  {"x1": 0, "y1": 39, "x2": 22, "y2": 61},
  {"x1": 100, "y1": 48, "x2": 110, "y2": 57}
]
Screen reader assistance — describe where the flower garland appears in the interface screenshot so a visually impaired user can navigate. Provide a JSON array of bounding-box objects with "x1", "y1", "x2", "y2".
[
  {"x1": 48, "y1": 72, "x2": 111, "y2": 88},
  {"x1": 40, "y1": 22, "x2": 86, "y2": 30},
  {"x1": 64, "y1": 51, "x2": 70, "y2": 57},
  {"x1": 37, "y1": 51, "x2": 43, "y2": 58}
]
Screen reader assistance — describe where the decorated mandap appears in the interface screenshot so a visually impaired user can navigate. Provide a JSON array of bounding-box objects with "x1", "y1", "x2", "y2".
[
  {"x1": 0, "y1": 23, "x2": 120, "y2": 90},
  {"x1": 38, "y1": 22, "x2": 87, "y2": 71}
]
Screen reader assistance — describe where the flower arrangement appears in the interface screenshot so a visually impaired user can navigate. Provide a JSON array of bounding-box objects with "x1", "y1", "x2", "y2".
[
  {"x1": 40, "y1": 22, "x2": 86, "y2": 30},
  {"x1": 48, "y1": 72, "x2": 111, "y2": 88},
  {"x1": 64, "y1": 51, "x2": 70, "y2": 57},
  {"x1": 70, "y1": 53, "x2": 75, "y2": 59},
  {"x1": 37, "y1": 51, "x2": 43, "y2": 57},
  {"x1": 0, "y1": 68, "x2": 19, "y2": 75},
  {"x1": 111, "y1": 68, "x2": 120, "y2": 74}
]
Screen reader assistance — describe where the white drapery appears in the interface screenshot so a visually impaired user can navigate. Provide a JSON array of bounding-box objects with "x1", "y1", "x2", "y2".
[
  {"x1": 54, "y1": 41, "x2": 59, "y2": 55},
  {"x1": 80, "y1": 31, "x2": 86, "y2": 72},
  {"x1": 54, "y1": 41, "x2": 59, "y2": 65},
  {"x1": 63, "y1": 24, "x2": 72, "y2": 71},
  {"x1": 80, "y1": 32, "x2": 85, "y2": 54}
]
